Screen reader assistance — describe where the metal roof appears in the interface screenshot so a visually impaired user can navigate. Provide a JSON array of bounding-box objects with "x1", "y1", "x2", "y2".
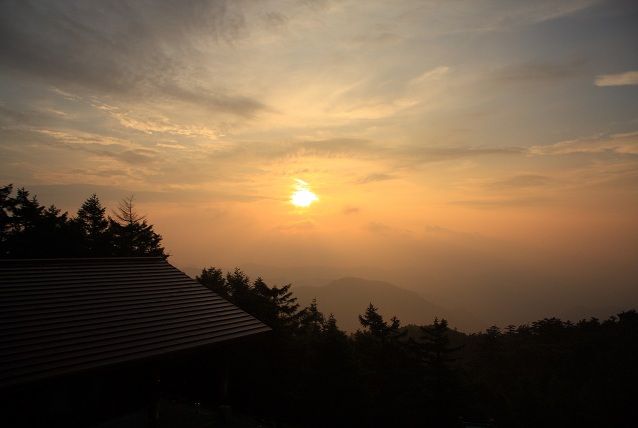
[{"x1": 0, "y1": 257, "x2": 271, "y2": 389}]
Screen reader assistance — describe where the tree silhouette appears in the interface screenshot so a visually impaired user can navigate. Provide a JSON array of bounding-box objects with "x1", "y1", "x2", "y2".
[
  {"x1": 108, "y1": 196, "x2": 167, "y2": 258},
  {"x1": 357, "y1": 303, "x2": 404, "y2": 345},
  {"x1": 0, "y1": 185, "x2": 167, "y2": 259},
  {"x1": 354, "y1": 304, "x2": 416, "y2": 426},
  {"x1": 196, "y1": 267, "x2": 230, "y2": 299},
  {"x1": 0, "y1": 186, "x2": 75, "y2": 258},
  {"x1": 75, "y1": 194, "x2": 111, "y2": 256},
  {"x1": 416, "y1": 318, "x2": 463, "y2": 425}
]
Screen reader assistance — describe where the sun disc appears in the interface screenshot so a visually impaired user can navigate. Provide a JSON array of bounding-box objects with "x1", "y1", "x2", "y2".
[{"x1": 291, "y1": 189, "x2": 318, "y2": 207}]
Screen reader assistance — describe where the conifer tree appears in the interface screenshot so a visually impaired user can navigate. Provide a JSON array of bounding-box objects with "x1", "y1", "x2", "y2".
[
  {"x1": 75, "y1": 194, "x2": 110, "y2": 256},
  {"x1": 108, "y1": 196, "x2": 167, "y2": 258},
  {"x1": 196, "y1": 267, "x2": 230, "y2": 299},
  {"x1": 357, "y1": 303, "x2": 404, "y2": 344},
  {"x1": 1, "y1": 187, "x2": 73, "y2": 257}
]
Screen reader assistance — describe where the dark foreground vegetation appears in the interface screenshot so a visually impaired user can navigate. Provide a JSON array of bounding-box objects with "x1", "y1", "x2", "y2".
[
  {"x1": 194, "y1": 267, "x2": 637, "y2": 427},
  {"x1": 0, "y1": 184, "x2": 166, "y2": 259},
  {"x1": 2, "y1": 184, "x2": 636, "y2": 427}
]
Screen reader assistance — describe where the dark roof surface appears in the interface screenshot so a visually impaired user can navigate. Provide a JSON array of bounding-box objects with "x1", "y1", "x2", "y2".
[{"x1": 0, "y1": 257, "x2": 270, "y2": 389}]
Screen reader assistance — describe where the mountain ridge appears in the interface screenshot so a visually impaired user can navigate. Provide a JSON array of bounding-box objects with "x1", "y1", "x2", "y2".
[{"x1": 293, "y1": 276, "x2": 479, "y2": 333}]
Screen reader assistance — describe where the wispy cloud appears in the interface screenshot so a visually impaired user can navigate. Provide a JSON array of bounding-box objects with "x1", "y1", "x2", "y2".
[
  {"x1": 33, "y1": 129, "x2": 134, "y2": 148},
  {"x1": 449, "y1": 197, "x2": 551, "y2": 209},
  {"x1": 396, "y1": 146, "x2": 521, "y2": 167},
  {"x1": 491, "y1": 57, "x2": 586, "y2": 83},
  {"x1": 487, "y1": 174, "x2": 557, "y2": 189},
  {"x1": 529, "y1": 132, "x2": 638, "y2": 155},
  {"x1": 342, "y1": 206, "x2": 360, "y2": 215},
  {"x1": 156, "y1": 143, "x2": 187, "y2": 150},
  {"x1": 356, "y1": 172, "x2": 398, "y2": 184},
  {"x1": 409, "y1": 66, "x2": 451, "y2": 85},
  {"x1": 595, "y1": 71, "x2": 638, "y2": 87},
  {"x1": 97, "y1": 105, "x2": 221, "y2": 139},
  {"x1": 0, "y1": 0, "x2": 266, "y2": 118},
  {"x1": 364, "y1": 221, "x2": 411, "y2": 237},
  {"x1": 294, "y1": 139, "x2": 377, "y2": 158}
]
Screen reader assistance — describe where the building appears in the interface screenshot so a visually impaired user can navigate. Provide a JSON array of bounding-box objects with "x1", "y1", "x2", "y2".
[{"x1": 0, "y1": 257, "x2": 270, "y2": 427}]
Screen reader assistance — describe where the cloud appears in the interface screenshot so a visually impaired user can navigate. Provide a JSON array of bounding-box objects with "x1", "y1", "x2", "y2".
[
  {"x1": 409, "y1": 66, "x2": 450, "y2": 85},
  {"x1": 0, "y1": 0, "x2": 266, "y2": 118},
  {"x1": 364, "y1": 222, "x2": 411, "y2": 237},
  {"x1": 33, "y1": 129, "x2": 134, "y2": 148},
  {"x1": 396, "y1": 146, "x2": 521, "y2": 167},
  {"x1": 156, "y1": 143, "x2": 186, "y2": 150},
  {"x1": 487, "y1": 174, "x2": 557, "y2": 189},
  {"x1": 294, "y1": 138, "x2": 377, "y2": 158},
  {"x1": 449, "y1": 197, "x2": 551, "y2": 209},
  {"x1": 342, "y1": 206, "x2": 360, "y2": 215},
  {"x1": 490, "y1": 57, "x2": 586, "y2": 83},
  {"x1": 32, "y1": 129, "x2": 162, "y2": 167},
  {"x1": 160, "y1": 84, "x2": 268, "y2": 119},
  {"x1": 595, "y1": 71, "x2": 638, "y2": 87},
  {"x1": 424, "y1": 225, "x2": 484, "y2": 242},
  {"x1": 529, "y1": 132, "x2": 638, "y2": 156},
  {"x1": 34, "y1": 168, "x2": 133, "y2": 184},
  {"x1": 0, "y1": 105, "x2": 43, "y2": 126},
  {"x1": 97, "y1": 105, "x2": 222, "y2": 138},
  {"x1": 400, "y1": 1, "x2": 601, "y2": 37},
  {"x1": 114, "y1": 149, "x2": 158, "y2": 165},
  {"x1": 356, "y1": 173, "x2": 397, "y2": 184}
]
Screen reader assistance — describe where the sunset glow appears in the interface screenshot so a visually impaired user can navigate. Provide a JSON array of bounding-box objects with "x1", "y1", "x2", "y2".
[
  {"x1": 291, "y1": 189, "x2": 318, "y2": 207},
  {"x1": 1, "y1": 0, "x2": 637, "y2": 331},
  {"x1": 290, "y1": 179, "x2": 318, "y2": 208}
]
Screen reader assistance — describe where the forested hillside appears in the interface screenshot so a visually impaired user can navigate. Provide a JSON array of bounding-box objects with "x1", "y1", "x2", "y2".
[{"x1": 195, "y1": 266, "x2": 637, "y2": 427}]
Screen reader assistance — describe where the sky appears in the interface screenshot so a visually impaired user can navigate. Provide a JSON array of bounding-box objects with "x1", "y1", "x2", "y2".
[{"x1": 1, "y1": 0, "x2": 637, "y2": 330}]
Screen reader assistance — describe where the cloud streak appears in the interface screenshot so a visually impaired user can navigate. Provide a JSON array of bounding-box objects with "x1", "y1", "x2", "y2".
[
  {"x1": 529, "y1": 133, "x2": 638, "y2": 156},
  {"x1": 595, "y1": 71, "x2": 638, "y2": 87},
  {"x1": 491, "y1": 57, "x2": 586, "y2": 84},
  {"x1": 0, "y1": 0, "x2": 267, "y2": 118}
]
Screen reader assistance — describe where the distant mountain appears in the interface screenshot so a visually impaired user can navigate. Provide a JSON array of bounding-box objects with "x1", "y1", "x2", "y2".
[
  {"x1": 293, "y1": 277, "x2": 474, "y2": 333},
  {"x1": 176, "y1": 262, "x2": 484, "y2": 332}
]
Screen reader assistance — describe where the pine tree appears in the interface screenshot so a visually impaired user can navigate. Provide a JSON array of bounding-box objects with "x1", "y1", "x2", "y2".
[
  {"x1": 75, "y1": 194, "x2": 110, "y2": 256},
  {"x1": 298, "y1": 298, "x2": 326, "y2": 336},
  {"x1": 0, "y1": 184, "x2": 13, "y2": 254},
  {"x1": 354, "y1": 304, "x2": 415, "y2": 425},
  {"x1": 196, "y1": 267, "x2": 230, "y2": 299},
  {"x1": 2, "y1": 187, "x2": 74, "y2": 258},
  {"x1": 418, "y1": 318, "x2": 463, "y2": 425},
  {"x1": 357, "y1": 303, "x2": 404, "y2": 345}
]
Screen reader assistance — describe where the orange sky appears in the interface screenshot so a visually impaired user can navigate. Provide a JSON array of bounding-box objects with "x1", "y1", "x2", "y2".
[{"x1": 1, "y1": 0, "x2": 637, "y2": 330}]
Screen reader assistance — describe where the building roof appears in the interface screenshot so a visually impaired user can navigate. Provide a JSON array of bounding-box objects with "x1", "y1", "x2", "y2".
[{"x1": 0, "y1": 257, "x2": 271, "y2": 389}]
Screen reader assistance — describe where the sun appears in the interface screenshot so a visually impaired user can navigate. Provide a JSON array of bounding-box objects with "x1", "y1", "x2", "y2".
[
  {"x1": 291, "y1": 189, "x2": 318, "y2": 207},
  {"x1": 291, "y1": 179, "x2": 318, "y2": 207}
]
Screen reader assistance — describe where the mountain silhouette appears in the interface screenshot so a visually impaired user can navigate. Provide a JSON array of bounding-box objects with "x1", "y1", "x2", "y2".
[{"x1": 293, "y1": 276, "x2": 473, "y2": 333}]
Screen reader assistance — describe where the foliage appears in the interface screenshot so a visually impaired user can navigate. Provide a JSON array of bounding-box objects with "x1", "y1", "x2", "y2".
[
  {"x1": 455, "y1": 312, "x2": 638, "y2": 426},
  {"x1": 193, "y1": 266, "x2": 638, "y2": 427},
  {"x1": 357, "y1": 302, "x2": 405, "y2": 344},
  {"x1": 74, "y1": 193, "x2": 110, "y2": 256},
  {"x1": 0, "y1": 184, "x2": 167, "y2": 259},
  {"x1": 196, "y1": 267, "x2": 300, "y2": 331},
  {"x1": 108, "y1": 196, "x2": 167, "y2": 258}
]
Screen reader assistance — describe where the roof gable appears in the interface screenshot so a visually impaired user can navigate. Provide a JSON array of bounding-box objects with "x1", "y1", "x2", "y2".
[{"x1": 0, "y1": 257, "x2": 270, "y2": 389}]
